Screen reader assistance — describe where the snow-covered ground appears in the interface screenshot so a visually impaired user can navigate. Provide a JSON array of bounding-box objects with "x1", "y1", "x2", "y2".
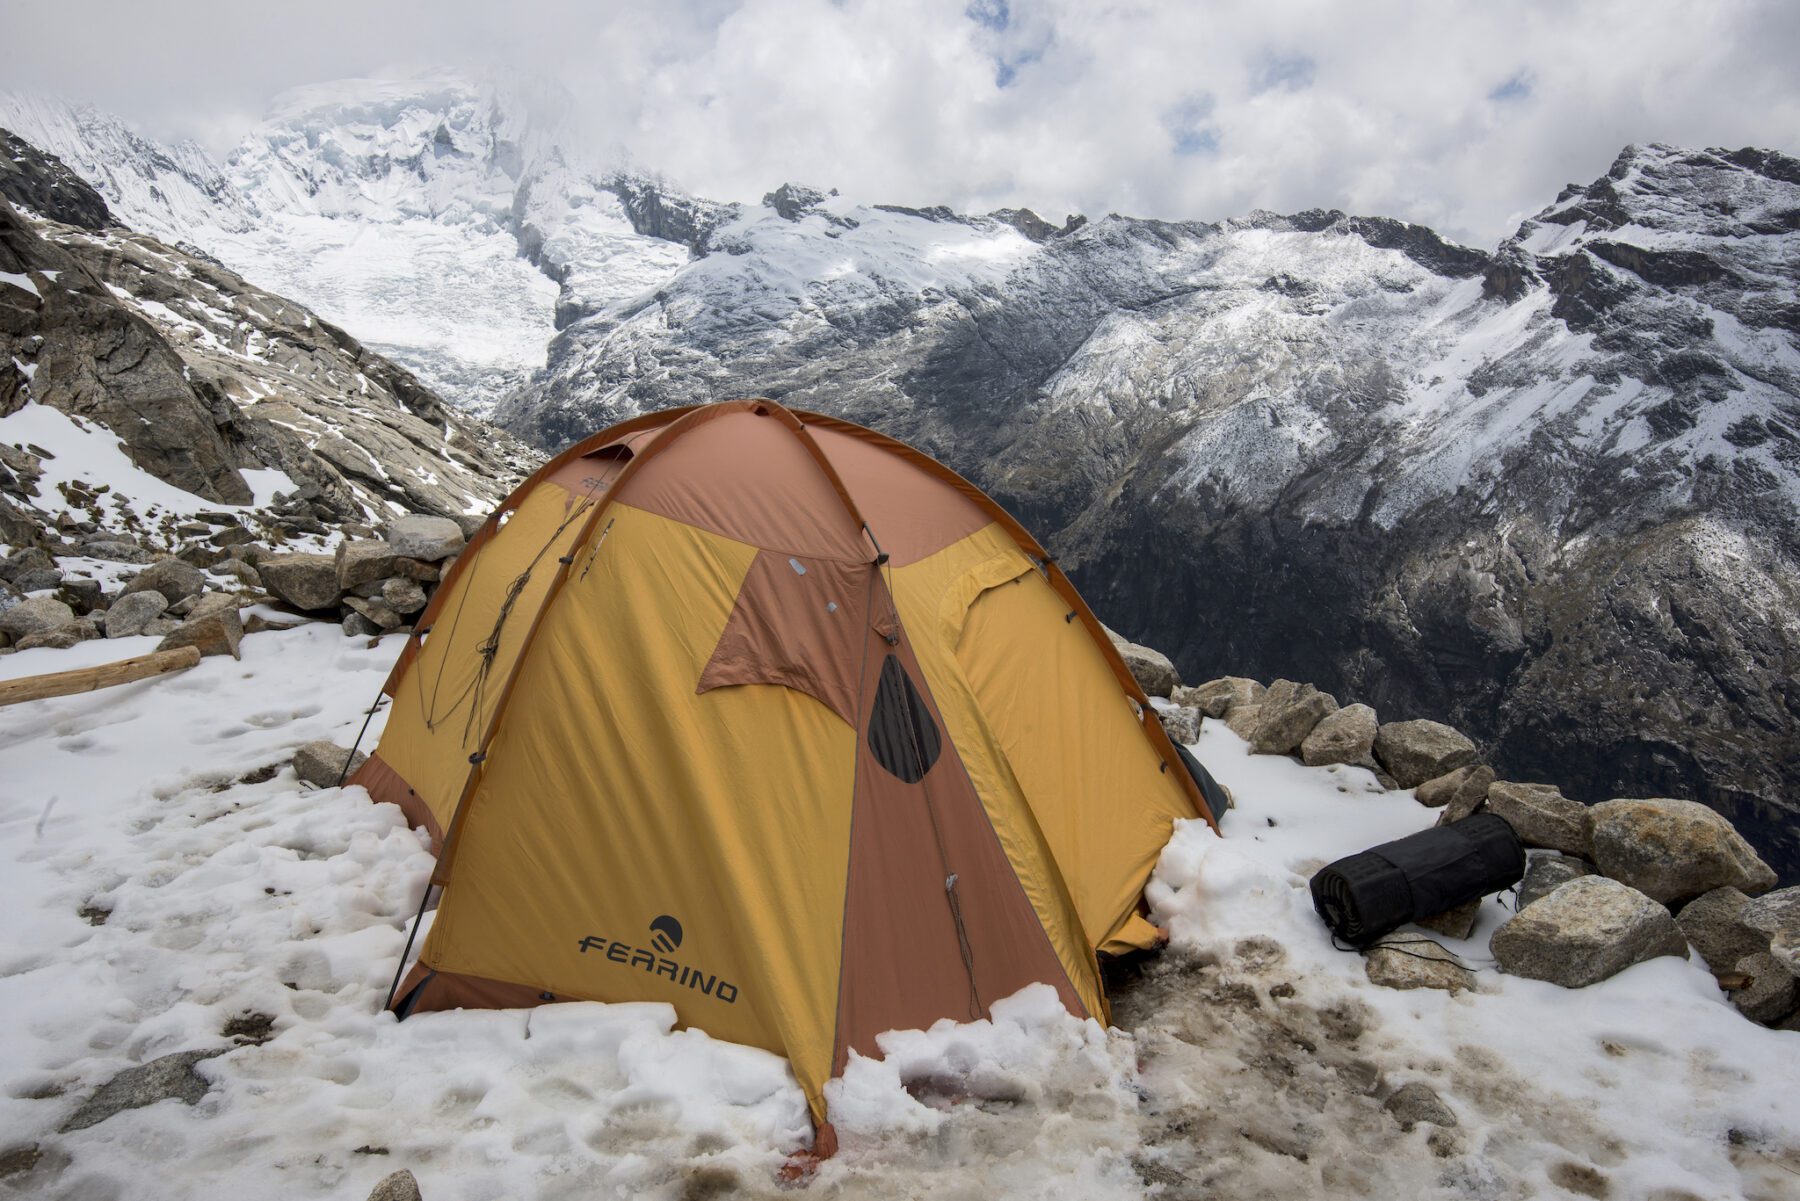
[{"x1": 1, "y1": 631, "x2": 1795, "y2": 1199}]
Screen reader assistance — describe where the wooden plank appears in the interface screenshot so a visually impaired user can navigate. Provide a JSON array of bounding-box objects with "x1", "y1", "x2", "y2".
[{"x1": 0, "y1": 645, "x2": 204, "y2": 708}]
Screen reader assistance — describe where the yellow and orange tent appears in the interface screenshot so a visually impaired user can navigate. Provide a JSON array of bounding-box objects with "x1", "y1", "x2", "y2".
[{"x1": 351, "y1": 399, "x2": 1217, "y2": 1146}]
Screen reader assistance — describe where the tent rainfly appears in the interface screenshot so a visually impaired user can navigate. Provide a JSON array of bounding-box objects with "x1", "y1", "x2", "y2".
[{"x1": 351, "y1": 399, "x2": 1220, "y2": 1150}]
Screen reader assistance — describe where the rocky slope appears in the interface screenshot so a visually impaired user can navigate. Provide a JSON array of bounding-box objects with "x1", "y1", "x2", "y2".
[{"x1": 2, "y1": 129, "x2": 533, "y2": 551}]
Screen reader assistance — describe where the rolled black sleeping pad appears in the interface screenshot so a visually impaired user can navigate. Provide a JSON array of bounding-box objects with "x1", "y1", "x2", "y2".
[{"x1": 1309, "y1": 813, "x2": 1526, "y2": 948}]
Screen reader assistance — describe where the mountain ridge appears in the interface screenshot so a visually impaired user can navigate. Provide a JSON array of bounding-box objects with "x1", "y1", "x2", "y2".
[{"x1": 2, "y1": 81, "x2": 1795, "y2": 880}]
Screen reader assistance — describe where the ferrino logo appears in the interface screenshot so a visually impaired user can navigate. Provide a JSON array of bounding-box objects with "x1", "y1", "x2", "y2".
[{"x1": 577, "y1": 914, "x2": 741, "y2": 1004}]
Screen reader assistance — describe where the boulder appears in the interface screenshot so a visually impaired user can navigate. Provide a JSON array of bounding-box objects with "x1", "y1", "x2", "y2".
[
  {"x1": 1586, "y1": 798, "x2": 1777, "y2": 903},
  {"x1": 1174, "y1": 676, "x2": 1264, "y2": 719},
  {"x1": 0, "y1": 576, "x2": 23, "y2": 615},
  {"x1": 1742, "y1": 887, "x2": 1800, "y2": 975},
  {"x1": 257, "y1": 553, "x2": 343, "y2": 611},
  {"x1": 0, "y1": 595, "x2": 74, "y2": 640},
  {"x1": 382, "y1": 514, "x2": 465, "y2": 563},
  {"x1": 1300, "y1": 703, "x2": 1376, "y2": 767},
  {"x1": 1383, "y1": 1082, "x2": 1458, "y2": 1131},
  {"x1": 1490, "y1": 876, "x2": 1687, "y2": 987},
  {"x1": 58, "y1": 577, "x2": 104, "y2": 614},
  {"x1": 120, "y1": 558, "x2": 205, "y2": 606},
  {"x1": 1364, "y1": 940, "x2": 1472, "y2": 993},
  {"x1": 81, "y1": 540, "x2": 156, "y2": 564},
  {"x1": 344, "y1": 595, "x2": 404, "y2": 630},
  {"x1": 176, "y1": 544, "x2": 227, "y2": 569},
  {"x1": 342, "y1": 610, "x2": 382, "y2": 638},
  {"x1": 1484, "y1": 781, "x2": 1591, "y2": 856},
  {"x1": 367, "y1": 1169, "x2": 423, "y2": 1201},
  {"x1": 103, "y1": 590, "x2": 170, "y2": 638},
  {"x1": 1676, "y1": 887, "x2": 1768, "y2": 974},
  {"x1": 15, "y1": 623, "x2": 97, "y2": 650},
  {"x1": 337, "y1": 542, "x2": 440, "y2": 590},
  {"x1": 1224, "y1": 703, "x2": 1265, "y2": 740},
  {"x1": 1160, "y1": 705, "x2": 1201, "y2": 745},
  {"x1": 380, "y1": 576, "x2": 429, "y2": 616},
  {"x1": 1415, "y1": 764, "x2": 1493, "y2": 812},
  {"x1": 208, "y1": 526, "x2": 255, "y2": 548},
  {"x1": 1372, "y1": 720, "x2": 1478, "y2": 789},
  {"x1": 1729, "y1": 952, "x2": 1797, "y2": 1024},
  {"x1": 156, "y1": 599, "x2": 243, "y2": 659},
  {"x1": 1415, "y1": 898, "x2": 1482, "y2": 941},
  {"x1": 0, "y1": 546, "x2": 55, "y2": 584},
  {"x1": 1103, "y1": 626, "x2": 1180, "y2": 698},
  {"x1": 12, "y1": 566, "x2": 61, "y2": 592},
  {"x1": 293, "y1": 740, "x2": 368, "y2": 789},
  {"x1": 1517, "y1": 853, "x2": 1593, "y2": 909},
  {"x1": 59, "y1": 1049, "x2": 221, "y2": 1132},
  {"x1": 1250, "y1": 683, "x2": 1337, "y2": 755}
]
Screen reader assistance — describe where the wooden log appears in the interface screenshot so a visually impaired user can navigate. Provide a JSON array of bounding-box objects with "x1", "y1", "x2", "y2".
[{"x1": 0, "y1": 645, "x2": 203, "y2": 708}]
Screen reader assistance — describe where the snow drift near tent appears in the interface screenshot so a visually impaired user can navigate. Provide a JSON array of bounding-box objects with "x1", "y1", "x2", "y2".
[{"x1": 350, "y1": 399, "x2": 1218, "y2": 1138}]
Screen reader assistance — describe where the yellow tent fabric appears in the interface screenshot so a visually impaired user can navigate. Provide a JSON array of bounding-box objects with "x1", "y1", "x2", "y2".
[{"x1": 351, "y1": 399, "x2": 1216, "y2": 1140}]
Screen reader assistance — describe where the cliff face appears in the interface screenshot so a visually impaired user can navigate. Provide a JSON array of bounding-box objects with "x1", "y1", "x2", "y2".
[{"x1": 2, "y1": 129, "x2": 533, "y2": 536}]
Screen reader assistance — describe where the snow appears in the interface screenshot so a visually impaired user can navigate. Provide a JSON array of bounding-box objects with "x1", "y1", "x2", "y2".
[
  {"x1": 1, "y1": 269, "x2": 42, "y2": 298},
  {"x1": 0, "y1": 404, "x2": 286, "y2": 529},
  {"x1": 2, "y1": 620, "x2": 1793, "y2": 1197},
  {"x1": 1147, "y1": 718, "x2": 1800, "y2": 1199}
]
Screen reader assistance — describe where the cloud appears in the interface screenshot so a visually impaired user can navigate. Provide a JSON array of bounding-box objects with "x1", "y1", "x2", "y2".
[{"x1": 4, "y1": 0, "x2": 1798, "y2": 246}]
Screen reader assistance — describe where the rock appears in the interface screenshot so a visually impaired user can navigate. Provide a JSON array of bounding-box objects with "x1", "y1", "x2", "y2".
[
  {"x1": 0, "y1": 546, "x2": 55, "y2": 584},
  {"x1": 1485, "y1": 781, "x2": 1592, "y2": 856},
  {"x1": 81, "y1": 540, "x2": 157, "y2": 563},
  {"x1": 1742, "y1": 887, "x2": 1800, "y2": 975},
  {"x1": 119, "y1": 558, "x2": 206, "y2": 606},
  {"x1": 0, "y1": 595, "x2": 75, "y2": 640},
  {"x1": 1103, "y1": 626, "x2": 1180, "y2": 697},
  {"x1": 257, "y1": 553, "x2": 343, "y2": 611},
  {"x1": 382, "y1": 514, "x2": 465, "y2": 563},
  {"x1": 367, "y1": 1169, "x2": 423, "y2": 1201},
  {"x1": 58, "y1": 577, "x2": 104, "y2": 614},
  {"x1": 12, "y1": 566, "x2": 62, "y2": 591},
  {"x1": 1365, "y1": 940, "x2": 1473, "y2": 993},
  {"x1": 1729, "y1": 951, "x2": 1797, "y2": 1024},
  {"x1": 156, "y1": 601, "x2": 243, "y2": 659},
  {"x1": 1383, "y1": 1082, "x2": 1458, "y2": 1131},
  {"x1": 1415, "y1": 898, "x2": 1482, "y2": 940},
  {"x1": 208, "y1": 526, "x2": 255, "y2": 548},
  {"x1": 1586, "y1": 798, "x2": 1777, "y2": 903},
  {"x1": 1175, "y1": 676, "x2": 1265, "y2": 719},
  {"x1": 1676, "y1": 887, "x2": 1767, "y2": 974},
  {"x1": 1372, "y1": 720, "x2": 1478, "y2": 789},
  {"x1": 0, "y1": 575, "x2": 23, "y2": 615},
  {"x1": 1415, "y1": 764, "x2": 1494, "y2": 811},
  {"x1": 103, "y1": 590, "x2": 169, "y2": 638},
  {"x1": 1248, "y1": 679, "x2": 1338, "y2": 755},
  {"x1": 243, "y1": 613, "x2": 302, "y2": 635},
  {"x1": 380, "y1": 576, "x2": 429, "y2": 615},
  {"x1": 15, "y1": 624, "x2": 93, "y2": 650},
  {"x1": 344, "y1": 595, "x2": 404, "y2": 630},
  {"x1": 1299, "y1": 702, "x2": 1376, "y2": 767},
  {"x1": 1517, "y1": 853, "x2": 1594, "y2": 909},
  {"x1": 337, "y1": 541, "x2": 440, "y2": 590},
  {"x1": 293, "y1": 740, "x2": 368, "y2": 789},
  {"x1": 1490, "y1": 876, "x2": 1688, "y2": 987},
  {"x1": 59, "y1": 1049, "x2": 221, "y2": 1132},
  {"x1": 342, "y1": 610, "x2": 382, "y2": 637},
  {"x1": 1224, "y1": 703, "x2": 1264, "y2": 740},
  {"x1": 1160, "y1": 705, "x2": 1201, "y2": 745}
]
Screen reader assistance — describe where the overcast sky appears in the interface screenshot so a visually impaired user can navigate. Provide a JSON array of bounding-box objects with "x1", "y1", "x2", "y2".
[{"x1": 8, "y1": 0, "x2": 1798, "y2": 246}]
